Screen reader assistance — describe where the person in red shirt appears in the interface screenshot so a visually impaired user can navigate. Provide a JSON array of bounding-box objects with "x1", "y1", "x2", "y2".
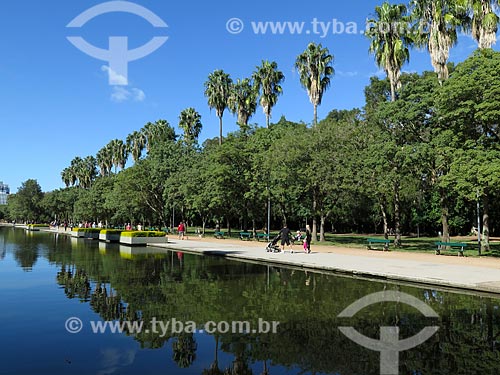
[{"x1": 178, "y1": 222, "x2": 185, "y2": 240}]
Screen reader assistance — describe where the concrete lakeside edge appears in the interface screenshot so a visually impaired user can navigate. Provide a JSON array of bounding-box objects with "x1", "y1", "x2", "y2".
[
  {"x1": 148, "y1": 240, "x2": 500, "y2": 297},
  {"x1": 4, "y1": 223, "x2": 500, "y2": 296}
]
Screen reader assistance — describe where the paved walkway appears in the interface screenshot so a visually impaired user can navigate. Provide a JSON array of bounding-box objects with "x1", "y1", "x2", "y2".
[{"x1": 150, "y1": 238, "x2": 500, "y2": 295}]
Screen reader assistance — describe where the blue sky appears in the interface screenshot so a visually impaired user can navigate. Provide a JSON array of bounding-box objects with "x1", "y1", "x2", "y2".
[{"x1": 0, "y1": 0, "x2": 491, "y2": 193}]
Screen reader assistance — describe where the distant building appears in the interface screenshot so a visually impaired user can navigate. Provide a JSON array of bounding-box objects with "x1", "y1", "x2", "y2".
[{"x1": 0, "y1": 181, "x2": 9, "y2": 205}]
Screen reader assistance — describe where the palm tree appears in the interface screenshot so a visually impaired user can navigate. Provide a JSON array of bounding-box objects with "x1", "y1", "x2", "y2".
[
  {"x1": 154, "y1": 119, "x2": 176, "y2": 144},
  {"x1": 295, "y1": 42, "x2": 334, "y2": 127},
  {"x1": 141, "y1": 122, "x2": 156, "y2": 154},
  {"x1": 179, "y1": 108, "x2": 203, "y2": 145},
  {"x1": 80, "y1": 156, "x2": 97, "y2": 188},
  {"x1": 108, "y1": 139, "x2": 127, "y2": 173},
  {"x1": 126, "y1": 130, "x2": 146, "y2": 163},
  {"x1": 172, "y1": 333, "x2": 197, "y2": 368},
  {"x1": 366, "y1": 2, "x2": 412, "y2": 101},
  {"x1": 96, "y1": 144, "x2": 113, "y2": 176},
  {"x1": 61, "y1": 167, "x2": 76, "y2": 187},
  {"x1": 67, "y1": 156, "x2": 84, "y2": 187},
  {"x1": 204, "y1": 69, "x2": 233, "y2": 145},
  {"x1": 467, "y1": 0, "x2": 499, "y2": 48},
  {"x1": 228, "y1": 78, "x2": 258, "y2": 131},
  {"x1": 252, "y1": 60, "x2": 285, "y2": 128},
  {"x1": 411, "y1": 0, "x2": 463, "y2": 82}
]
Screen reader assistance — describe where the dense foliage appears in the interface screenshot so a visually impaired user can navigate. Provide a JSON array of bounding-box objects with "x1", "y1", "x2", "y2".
[{"x1": 4, "y1": 46, "x2": 500, "y2": 253}]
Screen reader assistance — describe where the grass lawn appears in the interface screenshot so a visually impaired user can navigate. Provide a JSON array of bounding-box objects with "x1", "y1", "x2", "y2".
[
  {"x1": 318, "y1": 233, "x2": 500, "y2": 257},
  {"x1": 190, "y1": 228, "x2": 500, "y2": 257}
]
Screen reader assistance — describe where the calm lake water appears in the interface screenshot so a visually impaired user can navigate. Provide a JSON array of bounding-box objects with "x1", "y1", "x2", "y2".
[{"x1": 1, "y1": 226, "x2": 500, "y2": 375}]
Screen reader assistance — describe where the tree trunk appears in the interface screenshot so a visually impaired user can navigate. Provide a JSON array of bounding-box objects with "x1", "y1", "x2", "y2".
[
  {"x1": 380, "y1": 198, "x2": 388, "y2": 239},
  {"x1": 482, "y1": 194, "x2": 490, "y2": 252},
  {"x1": 266, "y1": 114, "x2": 270, "y2": 129},
  {"x1": 439, "y1": 188, "x2": 450, "y2": 242},
  {"x1": 313, "y1": 103, "x2": 318, "y2": 127},
  {"x1": 219, "y1": 116, "x2": 223, "y2": 145},
  {"x1": 319, "y1": 215, "x2": 326, "y2": 242},
  {"x1": 202, "y1": 218, "x2": 206, "y2": 236},
  {"x1": 312, "y1": 192, "x2": 318, "y2": 241},
  {"x1": 394, "y1": 181, "x2": 402, "y2": 247},
  {"x1": 389, "y1": 77, "x2": 396, "y2": 102}
]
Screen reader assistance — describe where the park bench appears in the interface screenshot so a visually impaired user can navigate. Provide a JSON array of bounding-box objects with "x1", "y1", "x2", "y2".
[
  {"x1": 214, "y1": 231, "x2": 225, "y2": 239},
  {"x1": 256, "y1": 233, "x2": 270, "y2": 241},
  {"x1": 239, "y1": 232, "x2": 252, "y2": 240},
  {"x1": 366, "y1": 238, "x2": 390, "y2": 251},
  {"x1": 435, "y1": 241, "x2": 467, "y2": 256}
]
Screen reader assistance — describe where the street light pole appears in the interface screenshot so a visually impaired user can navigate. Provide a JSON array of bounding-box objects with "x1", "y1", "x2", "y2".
[{"x1": 477, "y1": 189, "x2": 481, "y2": 255}]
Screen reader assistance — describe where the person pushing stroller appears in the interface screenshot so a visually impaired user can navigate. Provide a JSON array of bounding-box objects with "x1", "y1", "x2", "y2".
[{"x1": 278, "y1": 224, "x2": 293, "y2": 253}]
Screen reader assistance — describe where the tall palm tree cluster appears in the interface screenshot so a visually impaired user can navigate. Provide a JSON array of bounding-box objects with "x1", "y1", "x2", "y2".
[
  {"x1": 61, "y1": 119, "x2": 179, "y2": 188},
  {"x1": 204, "y1": 45, "x2": 335, "y2": 144},
  {"x1": 366, "y1": 0, "x2": 500, "y2": 98},
  {"x1": 204, "y1": 59, "x2": 287, "y2": 145}
]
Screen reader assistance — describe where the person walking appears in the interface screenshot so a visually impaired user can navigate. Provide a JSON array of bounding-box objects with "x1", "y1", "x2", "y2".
[
  {"x1": 178, "y1": 221, "x2": 186, "y2": 240},
  {"x1": 278, "y1": 224, "x2": 292, "y2": 253},
  {"x1": 304, "y1": 224, "x2": 312, "y2": 254}
]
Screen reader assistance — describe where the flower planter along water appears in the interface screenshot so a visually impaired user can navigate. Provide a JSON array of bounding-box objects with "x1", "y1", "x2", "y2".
[
  {"x1": 71, "y1": 229, "x2": 101, "y2": 239},
  {"x1": 119, "y1": 231, "x2": 167, "y2": 246},
  {"x1": 99, "y1": 230, "x2": 123, "y2": 243}
]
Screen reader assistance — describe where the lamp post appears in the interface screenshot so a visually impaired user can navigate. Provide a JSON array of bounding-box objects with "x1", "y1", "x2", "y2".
[{"x1": 477, "y1": 189, "x2": 481, "y2": 255}]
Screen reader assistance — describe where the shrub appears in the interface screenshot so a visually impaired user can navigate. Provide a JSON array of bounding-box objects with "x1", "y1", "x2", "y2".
[
  {"x1": 120, "y1": 231, "x2": 167, "y2": 238},
  {"x1": 73, "y1": 228, "x2": 102, "y2": 234}
]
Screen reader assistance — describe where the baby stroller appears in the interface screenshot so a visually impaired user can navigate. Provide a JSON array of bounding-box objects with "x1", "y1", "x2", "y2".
[{"x1": 266, "y1": 234, "x2": 281, "y2": 253}]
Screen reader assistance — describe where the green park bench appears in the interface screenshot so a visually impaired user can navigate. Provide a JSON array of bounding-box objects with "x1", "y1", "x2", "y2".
[
  {"x1": 214, "y1": 231, "x2": 225, "y2": 239},
  {"x1": 435, "y1": 241, "x2": 467, "y2": 256},
  {"x1": 239, "y1": 232, "x2": 252, "y2": 240},
  {"x1": 256, "y1": 233, "x2": 270, "y2": 242},
  {"x1": 366, "y1": 238, "x2": 390, "y2": 251}
]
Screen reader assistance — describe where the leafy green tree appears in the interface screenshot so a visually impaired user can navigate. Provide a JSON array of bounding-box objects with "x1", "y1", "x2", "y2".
[
  {"x1": 252, "y1": 60, "x2": 285, "y2": 128},
  {"x1": 366, "y1": 2, "x2": 412, "y2": 101},
  {"x1": 436, "y1": 49, "x2": 500, "y2": 250},
  {"x1": 9, "y1": 179, "x2": 44, "y2": 222},
  {"x1": 295, "y1": 42, "x2": 334, "y2": 127},
  {"x1": 205, "y1": 70, "x2": 233, "y2": 145}
]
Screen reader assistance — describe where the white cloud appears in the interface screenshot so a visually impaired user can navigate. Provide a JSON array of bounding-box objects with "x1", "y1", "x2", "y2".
[
  {"x1": 101, "y1": 65, "x2": 128, "y2": 85},
  {"x1": 131, "y1": 88, "x2": 145, "y2": 102},
  {"x1": 110, "y1": 87, "x2": 146, "y2": 103},
  {"x1": 111, "y1": 87, "x2": 131, "y2": 102}
]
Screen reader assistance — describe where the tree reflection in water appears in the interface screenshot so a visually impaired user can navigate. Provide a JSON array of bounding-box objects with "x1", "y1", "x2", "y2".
[{"x1": 45, "y1": 238, "x2": 500, "y2": 375}]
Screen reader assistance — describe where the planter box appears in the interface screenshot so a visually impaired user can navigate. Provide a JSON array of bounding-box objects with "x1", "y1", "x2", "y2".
[
  {"x1": 119, "y1": 236, "x2": 168, "y2": 246},
  {"x1": 84, "y1": 232, "x2": 99, "y2": 239},
  {"x1": 99, "y1": 233, "x2": 121, "y2": 243},
  {"x1": 71, "y1": 231, "x2": 99, "y2": 239},
  {"x1": 71, "y1": 231, "x2": 84, "y2": 238}
]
